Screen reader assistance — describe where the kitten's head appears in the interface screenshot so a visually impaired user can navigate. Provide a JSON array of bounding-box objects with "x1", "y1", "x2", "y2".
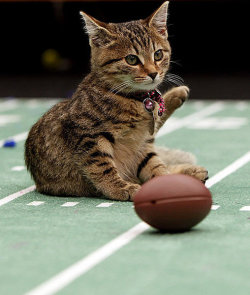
[{"x1": 80, "y1": 1, "x2": 171, "y2": 93}]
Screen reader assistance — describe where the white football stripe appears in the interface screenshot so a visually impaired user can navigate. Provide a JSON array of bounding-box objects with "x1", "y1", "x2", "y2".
[
  {"x1": 206, "y1": 151, "x2": 250, "y2": 188},
  {"x1": 25, "y1": 222, "x2": 150, "y2": 295},
  {"x1": 96, "y1": 202, "x2": 114, "y2": 208},
  {"x1": 27, "y1": 201, "x2": 44, "y2": 206},
  {"x1": 61, "y1": 202, "x2": 79, "y2": 207},
  {"x1": 11, "y1": 166, "x2": 25, "y2": 171},
  {"x1": 239, "y1": 206, "x2": 250, "y2": 211},
  {"x1": 0, "y1": 185, "x2": 36, "y2": 207}
]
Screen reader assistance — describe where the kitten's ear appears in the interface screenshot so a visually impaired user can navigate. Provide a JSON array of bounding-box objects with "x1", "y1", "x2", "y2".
[
  {"x1": 146, "y1": 1, "x2": 169, "y2": 37},
  {"x1": 80, "y1": 11, "x2": 114, "y2": 47}
]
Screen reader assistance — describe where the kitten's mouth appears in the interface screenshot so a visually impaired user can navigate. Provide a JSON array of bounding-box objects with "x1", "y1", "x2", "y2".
[
  {"x1": 112, "y1": 76, "x2": 162, "y2": 94},
  {"x1": 132, "y1": 74, "x2": 163, "y2": 91}
]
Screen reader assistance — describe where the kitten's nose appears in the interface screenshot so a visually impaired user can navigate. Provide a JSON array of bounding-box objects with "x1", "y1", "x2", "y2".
[{"x1": 148, "y1": 72, "x2": 158, "y2": 81}]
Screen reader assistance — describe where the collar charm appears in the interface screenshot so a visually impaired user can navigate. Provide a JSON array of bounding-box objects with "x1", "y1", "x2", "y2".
[
  {"x1": 143, "y1": 97, "x2": 155, "y2": 112},
  {"x1": 143, "y1": 90, "x2": 166, "y2": 116}
]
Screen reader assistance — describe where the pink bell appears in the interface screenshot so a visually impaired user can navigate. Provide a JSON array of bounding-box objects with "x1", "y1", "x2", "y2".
[
  {"x1": 142, "y1": 90, "x2": 166, "y2": 116},
  {"x1": 143, "y1": 98, "x2": 155, "y2": 112}
]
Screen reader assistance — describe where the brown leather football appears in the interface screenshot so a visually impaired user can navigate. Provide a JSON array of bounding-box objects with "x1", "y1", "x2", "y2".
[{"x1": 134, "y1": 174, "x2": 212, "y2": 232}]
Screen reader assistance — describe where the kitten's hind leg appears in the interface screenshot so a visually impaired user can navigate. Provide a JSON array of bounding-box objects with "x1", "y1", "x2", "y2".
[
  {"x1": 155, "y1": 146, "x2": 196, "y2": 165},
  {"x1": 35, "y1": 175, "x2": 97, "y2": 198}
]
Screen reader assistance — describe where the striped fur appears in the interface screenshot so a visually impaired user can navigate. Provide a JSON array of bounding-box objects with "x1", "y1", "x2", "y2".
[{"x1": 25, "y1": 2, "x2": 208, "y2": 201}]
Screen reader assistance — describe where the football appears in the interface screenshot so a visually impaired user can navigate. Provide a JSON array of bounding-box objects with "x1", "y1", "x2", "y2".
[{"x1": 134, "y1": 174, "x2": 212, "y2": 232}]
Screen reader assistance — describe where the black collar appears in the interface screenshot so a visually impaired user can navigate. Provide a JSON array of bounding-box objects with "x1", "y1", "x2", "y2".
[{"x1": 110, "y1": 89, "x2": 166, "y2": 116}]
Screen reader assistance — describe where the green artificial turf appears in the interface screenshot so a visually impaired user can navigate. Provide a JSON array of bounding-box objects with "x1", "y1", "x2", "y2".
[{"x1": 0, "y1": 98, "x2": 249, "y2": 295}]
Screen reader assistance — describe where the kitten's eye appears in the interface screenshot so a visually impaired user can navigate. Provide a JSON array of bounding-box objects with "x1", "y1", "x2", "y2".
[
  {"x1": 154, "y1": 49, "x2": 163, "y2": 61},
  {"x1": 125, "y1": 55, "x2": 140, "y2": 66}
]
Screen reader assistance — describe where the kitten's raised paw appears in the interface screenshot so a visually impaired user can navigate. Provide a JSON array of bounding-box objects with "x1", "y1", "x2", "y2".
[{"x1": 165, "y1": 86, "x2": 190, "y2": 110}]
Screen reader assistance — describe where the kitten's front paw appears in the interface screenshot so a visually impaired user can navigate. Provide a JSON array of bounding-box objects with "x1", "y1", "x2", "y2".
[
  {"x1": 168, "y1": 164, "x2": 208, "y2": 183},
  {"x1": 122, "y1": 184, "x2": 141, "y2": 202},
  {"x1": 165, "y1": 86, "x2": 190, "y2": 110},
  {"x1": 107, "y1": 183, "x2": 141, "y2": 201}
]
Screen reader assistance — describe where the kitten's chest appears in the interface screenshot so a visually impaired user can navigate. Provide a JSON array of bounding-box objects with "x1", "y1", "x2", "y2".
[
  {"x1": 114, "y1": 101, "x2": 160, "y2": 138},
  {"x1": 112, "y1": 112, "x2": 160, "y2": 183},
  {"x1": 113, "y1": 137, "x2": 146, "y2": 183}
]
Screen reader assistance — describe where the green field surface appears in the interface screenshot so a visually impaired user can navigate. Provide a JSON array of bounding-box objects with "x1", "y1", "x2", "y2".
[{"x1": 0, "y1": 98, "x2": 249, "y2": 295}]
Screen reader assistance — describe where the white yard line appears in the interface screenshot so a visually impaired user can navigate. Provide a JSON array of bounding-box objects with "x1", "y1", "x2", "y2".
[
  {"x1": 205, "y1": 151, "x2": 250, "y2": 188},
  {"x1": 25, "y1": 150, "x2": 250, "y2": 295},
  {"x1": 156, "y1": 101, "x2": 225, "y2": 137},
  {"x1": 25, "y1": 222, "x2": 150, "y2": 295},
  {"x1": 0, "y1": 185, "x2": 36, "y2": 207}
]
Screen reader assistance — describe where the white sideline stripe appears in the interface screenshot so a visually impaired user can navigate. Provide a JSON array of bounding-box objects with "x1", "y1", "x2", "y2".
[
  {"x1": 0, "y1": 185, "x2": 36, "y2": 207},
  {"x1": 0, "y1": 131, "x2": 28, "y2": 147},
  {"x1": 24, "y1": 150, "x2": 250, "y2": 295},
  {"x1": 156, "y1": 101, "x2": 225, "y2": 137},
  {"x1": 27, "y1": 201, "x2": 44, "y2": 206},
  {"x1": 96, "y1": 202, "x2": 114, "y2": 208},
  {"x1": 25, "y1": 222, "x2": 150, "y2": 295},
  {"x1": 61, "y1": 202, "x2": 79, "y2": 207},
  {"x1": 206, "y1": 151, "x2": 250, "y2": 188},
  {"x1": 211, "y1": 205, "x2": 220, "y2": 210},
  {"x1": 240, "y1": 206, "x2": 250, "y2": 211}
]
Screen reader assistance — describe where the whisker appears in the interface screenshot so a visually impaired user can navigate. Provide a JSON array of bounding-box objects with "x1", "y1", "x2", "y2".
[
  {"x1": 163, "y1": 79, "x2": 176, "y2": 86},
  {"x1": 109, "y1": 81, "x2": 130, "y2": 94},
  {"x1": 164, "y1": 72, "x2": 185, "y2": 86},
  {"x1": 166, "y1": 73, "x2": 184, "y2": 83},
  {"x1": 110, "y1": 82, "x2": 127, "y2": 92},
  {"x1": 163, "y1": 76, "x2": 184, "y2": 86},
  {"x1": 170, "y1": 60, "x2": 182, "y2": 67},
  {"x1": 109, "y1": 81, "x2": 132, "y2": 96},
  {"x1": 169, "y1": 78, "x2": 183, "y2": 86}
]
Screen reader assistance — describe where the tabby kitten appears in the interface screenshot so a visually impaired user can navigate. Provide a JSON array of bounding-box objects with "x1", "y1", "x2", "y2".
[{"x1": 25, "y1": 1, "x2": 208, "y2": 201}]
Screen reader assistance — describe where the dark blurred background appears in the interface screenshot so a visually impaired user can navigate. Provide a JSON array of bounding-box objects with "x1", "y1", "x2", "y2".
[{"x1": 0, "y1": 0, "x2": 249, "y2": 99}]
